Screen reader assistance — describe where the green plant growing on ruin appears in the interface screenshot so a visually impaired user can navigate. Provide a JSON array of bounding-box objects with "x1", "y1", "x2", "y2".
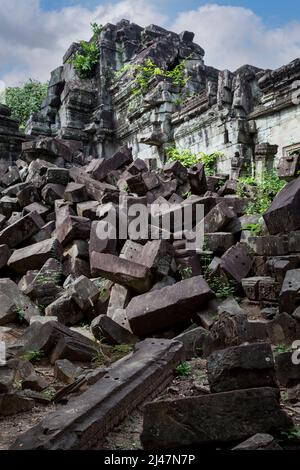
[
  {"x1": 91, "y1": 22, "x2": 104, "y2": 37},
  {"x1": 239, "y1": 171, "x2": 286, "y2": 215},
  {"x1": 281, "y1": 426, "x2": 300, "y2": 441},
  {"x1": 201, "y1": 252, "x2": 236, "y2": 299},
  {"x1": 14, "y1": 379, "x2": 23, "y2": 390},
  {"x1": 111, "y1": 344, "x2": 133, "y2": 362},
  {"x1": 274, "y1": 344, "x2": 293, "y2": 355},
  {"x1": 42, "y1": 387, "x2": 57, "y2": 400},
  {"x1": 199, "y1": 151, "x2": 223, "y2": 176},
  {"x1": 92, "y1": 341, "x2": 133, "y2": 367},
  {"x1": 20, "y1": 350, "x2": 44, "y2": 363},
  {"x1": 281, "y1": 391, "x2": 289, "y2": 403},
  {"x1": 132, "y1": 58, "x2": 190, "y2": 96},
  {"x1": 5, "y1": 80, "x2": 48, "y2": 127},
  {"x1": 208, "y1": 275, "x2": 236, "y2": 299},
  {"x1": 241, "y1": 223, "x2": 263, "y2": 236},
  {"x1": 69, "y1": 23, "x2": 102, "y2": 79},
  {"x1": 166, "y1": 147, "x2": 199, "y2": 168},
  {"x1": 183, "y1": 190, "x2": 192, "y2": 199},
  {"x1": 176, "y1": 362, "x2": 192, "y2": 377},
  {"x1": 114, "y1": 56, "x2": 190, "y2": 96},
  {"x1": 16, "y1": 307, "x2": 26, "y2": 323},
  {"x1": 178, "y1": 265, "x2": 193, "y2": 280},
  {"x1": 166, "y1": 147, "x2": 222, "y2": 174}
]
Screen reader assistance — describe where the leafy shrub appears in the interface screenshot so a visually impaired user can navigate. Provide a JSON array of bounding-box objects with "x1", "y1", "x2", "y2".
[
  {"x1": 166, "y1": 147, "x2": 198, "y2": 168},
  {"x1": 178, "y1": 265, "x2": 193, "y2": 280},
  {"x1": 176, "y1": 362, "x2": 192, "y2": 377},
  {"x1": 166, "y1": 147, "x2": 223, "y2": 174},
  {"x1": 242, "y1": 171, "x2": 286, "y2": 215},
  {"x1": 5, "y1": 80, "x2": 48, "y2": 127},
  {"x1": 69, "y1": 22, "x2": 102, "y2": 79},
  {"x1": 115, "y1": 57, "x2": 190, "y2": 96},
  {"x1": 199, "y1": 151, "x2": 223, "y2": 176},
  {"x1": 241, "y1": 223, "x2": 263, "y2": 236}
]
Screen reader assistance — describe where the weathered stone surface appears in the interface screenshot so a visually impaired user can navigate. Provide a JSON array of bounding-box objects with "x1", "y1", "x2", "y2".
[
  {"x1": 264, "y1": 177, "x2": 300, "y2": 235},
  {"x1": 91, "y1": 315, "x2": 138, "y2": 344},
  {"x1": 203, "y1": 311, "x2": 249, "y2": 357},
  {"x1": 0, "y1": 278, "x2": 40, "y2": 325},
  {"x1": 22, "y1": 373, "x2": 50, "y2": 392},
  {"x1": 205, "y1": 232, "x2": 235, "y2": 255},
  {"x1": 266, "y1": 313, "x2": 299, "y2": 345},
  {"x1": 279, "y1": 269, "x2": 300, "y2": 314},
  {"x1": 56, "y1": 215, "x2": 91, "y2": 246},
  {"x1": 187, "y1": 163, "x2": 207, "y2": 195},
  {"x1": 12, "y1": 339, "x2": 184, "y2": 450},
  {"x1": 175, "y1": 326, "x2": 209, "y2": 359},
  {"x1": 54, "y1": 359, "x2": 81, "y2": 385},
  {"x1": 0, "y1": 244, "x2": 11, "y2": 269},
  {"x1": 45, "y1": 276, "x2": 98, "y2": 325},
  {"x1": 232, "y1": 434, "x2": 282, "y2": 450},
  {"x1": 64, "y1": 182, "x2": 87, "y2": 203},
  {"x1": 141, "y1": 240, "x2": 174, "y2": 277},
  {"x1": 17, "y1": 184, "x2": 40, "y2": 208},
  {"x1": 91, "y1": 252, "x2": 152, "y2": 293},
  {"x1": 42, "y1": 184, "x2": 65, "y2": 205},
  {"x1": 141, "y1": 388, "x2": 292, "y2": 449},
  {"x1": 24, "y1": 258, "x2": 63, "y2": 307},
  {"x1": 275, "y1": 351, "x2": 300, "y2": 387},
  {"x1": 8, "y1": 238, "x2": 62, "y2": 274},
  {"x1": 0, "y1": 393, "x2": 35, "y2": 416},
  {"x1": 203, "y1": 201, "x2": 236, "y2": 233},
  {"x1": 0, "y1": 196, "x2": 20, "y2": 217},
  {"x1": 220, "y1": 242, "x2": 253, "y2": 283},
  {"x1": 127, "y1": 276, "x2": 214, "y2": 337},
  {"x1": 107, "y1": 284, "x2": 130, "y2": 319},
  {"x1": 0, "y1": 366, "x2": 16, "y2": 393},
  {"x1": 15, "y1": 321, "x2": 98, "y2": 365},
  {"x1": 89, "y1": 147, "x2": 132, "y2": 181},
  {"x1": 207, "y1": 343, "x2": 277, "y2": 393},
  {"x1": 89, "y1": 220, "x2": 117, "y2": 256}
]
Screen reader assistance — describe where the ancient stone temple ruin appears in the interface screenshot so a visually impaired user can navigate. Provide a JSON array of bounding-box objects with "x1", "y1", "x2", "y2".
[
  {"x1": 0, "y1": 19, "x2": 296, "y2": 179},
  {"x1": 2, "y1": 19, "x2": 300, "y2": 451}
]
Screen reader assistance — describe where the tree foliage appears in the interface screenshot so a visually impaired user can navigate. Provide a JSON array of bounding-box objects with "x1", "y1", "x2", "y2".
[{"x1": 5, "y1": 79, "x2": 48, "y2": 127}]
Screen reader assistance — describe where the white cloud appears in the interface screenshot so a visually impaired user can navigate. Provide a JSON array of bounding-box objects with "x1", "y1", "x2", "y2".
[
  {"x1": 171, "y1": 4, "x2": 300, "y2": 71},
  {"x1": 0, "y1": 0, "x2": 166, "y2": 86},
  {"x1": 2, "y1": 2, "x2": 300, "y2": 86}
]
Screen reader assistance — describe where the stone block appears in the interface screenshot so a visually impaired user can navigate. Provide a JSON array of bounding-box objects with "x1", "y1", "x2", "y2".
[
  {"x1": 141, "y1": 388, "x2": 292, "y2": 449},
  {"x1": 90, "y1": 252, "x2": 152, "y2": 294},
  {"x1": 127, "y1": 276, "x2": 213, "y2": 337},
  {"x1": 220, "y1": 242, "x2": 253, "y2": 283},
  {"x1": 90, "y1": 315, "x2": 138, "y2": 344},
  {"x1": 8, "y1": 238, "x2": 62, "y2": 274},
  {"x1": 207, "y1": 343, "x2": 277, "y2": 393},
  {"x1": 0, "y1": 212, "x2": 45, "y2": 248},
  {"x1": 264, "y1": 177, "x2": 300, "y2": 234},
  {"x1": 12, "y1": 338, "x2": 184, "y2": 450}
]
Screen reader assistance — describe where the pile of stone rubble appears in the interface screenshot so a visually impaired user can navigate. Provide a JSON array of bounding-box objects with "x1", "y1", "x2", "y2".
[{"x1": 0, "y1": 130, "x2": 300, "y2": 449}]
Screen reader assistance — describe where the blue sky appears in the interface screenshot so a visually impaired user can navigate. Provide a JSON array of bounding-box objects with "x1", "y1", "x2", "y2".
[
  {"x1": 1, "y1": 0, "x2": 300, "y2": 86},
  {"x1": 41, "y1": 0, "x2": 300, "y2": 26}
]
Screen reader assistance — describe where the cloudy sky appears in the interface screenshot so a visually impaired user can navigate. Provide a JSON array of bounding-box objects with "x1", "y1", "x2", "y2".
[{"x1": 1, "y1": 0, "x2": 300, "y2": 86}]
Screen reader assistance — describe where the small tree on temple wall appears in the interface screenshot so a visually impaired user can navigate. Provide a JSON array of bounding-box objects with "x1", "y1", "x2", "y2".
[{"x1": 5, "y1": 79, "x2": 48, "y2": 128}]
